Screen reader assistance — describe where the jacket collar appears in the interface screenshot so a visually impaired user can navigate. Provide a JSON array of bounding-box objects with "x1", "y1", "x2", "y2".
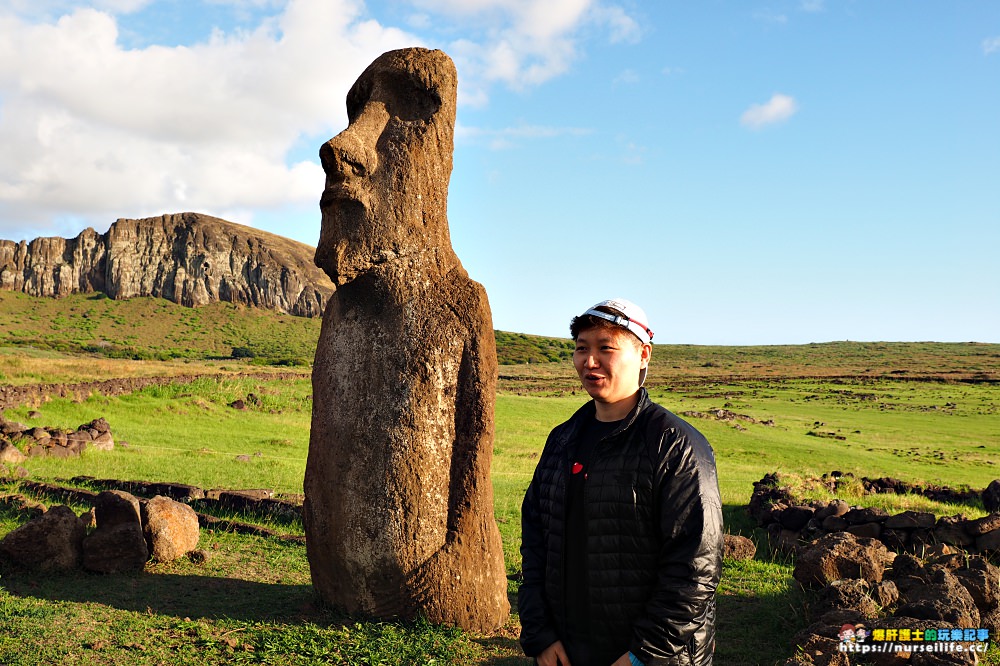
[{"x1": 561, "y1": 387, "x2": 650, "y2": 445}]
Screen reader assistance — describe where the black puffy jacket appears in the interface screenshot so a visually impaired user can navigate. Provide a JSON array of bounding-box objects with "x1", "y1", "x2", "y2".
[{"x1": 518, "y1": 389, "x2": 724, "y2": 666}]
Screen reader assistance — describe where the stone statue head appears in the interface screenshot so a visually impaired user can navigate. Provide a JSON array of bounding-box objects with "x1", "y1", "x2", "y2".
[{"x1": 315, "y1": 48, "x2": 458, "y2": 285}]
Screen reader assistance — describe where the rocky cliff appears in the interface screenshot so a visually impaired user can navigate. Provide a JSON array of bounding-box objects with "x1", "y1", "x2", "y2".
[{"x1": 0, "y1": 213, "x2": 334, "y2": 317}]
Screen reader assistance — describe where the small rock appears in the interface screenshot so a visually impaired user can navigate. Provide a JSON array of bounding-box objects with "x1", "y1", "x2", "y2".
[
  {"x1": 0, "y1": 441, "x2": 26, "y2": 464},
  {"x1": 723, "y1": 534, "x2": 757, "y2": 561},
  {"x1": 983, "y1": 480, "x2": 1000, "y2": 513},
  {"x1": 94, "y1": 490, "x2": 143, "y2": 528},
  {"x1": 90, "y1": 432, "x2": 115, "y2": 452},
  {"x1": 142, "y1": 496, "x2": 200, "y2": 562},
  {"x1": 965, "y1": 513, "x2": 1000, "y2": 536},
  {"x1": 83, "y1": 418, "x2": 111, "y2": 434},
  {"x1": 82, "y1": 522, "x2": 149, "y2": 573},
  {"x1": 188, "y1": 549, "x2": 210, "y2": 564},
  {"x1": 794, "y1": 532, "x2": 896, "y2": 588},
  {"x1": 884, "y1": 510, "x2": 936, "y2": 530}
]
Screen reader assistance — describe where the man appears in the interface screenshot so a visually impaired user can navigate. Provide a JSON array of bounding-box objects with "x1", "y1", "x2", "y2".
[{"x1": 519, "y1": 298, "x2": 724, "y2": 666}]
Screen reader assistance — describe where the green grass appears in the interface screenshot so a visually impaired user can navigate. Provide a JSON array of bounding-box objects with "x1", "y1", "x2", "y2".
[
  {"x1": 1, "y1": 352, "x2": 999, "y2": 664},
  {"x1": 0, "y1": 292, "x2": 319, "y2": 365},
  {"x1": 5, "y1": 291, "x2": 998, "y2": 375},
  {"x1": 3, "y1": 376, "x2": 312, "y2": 493}
]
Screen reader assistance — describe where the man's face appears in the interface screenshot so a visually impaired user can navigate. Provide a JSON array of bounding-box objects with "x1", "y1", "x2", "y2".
[{"x1": 573, "y1": 326, "x2": 650, "y2": 406}]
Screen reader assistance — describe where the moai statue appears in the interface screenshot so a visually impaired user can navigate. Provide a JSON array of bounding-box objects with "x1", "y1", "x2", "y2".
[{"x1": 304, "y1": 48, "x2": 510, "y2": 633}]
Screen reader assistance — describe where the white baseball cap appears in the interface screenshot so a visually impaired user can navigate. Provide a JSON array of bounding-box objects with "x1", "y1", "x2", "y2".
[
  {"x1": 583, "y1": 298, "x2": 654, "y2": 345},
  {"x1": 582, "y1": 298, "x2": 654, "y2": 387}
]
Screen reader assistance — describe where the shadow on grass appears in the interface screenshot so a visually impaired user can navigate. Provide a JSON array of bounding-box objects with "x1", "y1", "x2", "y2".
[
  {"x1": 0, "y1": 567, "x2": 323, "y2": 624},
  {"x1": 717, "y1": 503, "x2": 808, "y2": 666},
  {"x1": 473, "y1": 632, "x2": 530, "y2": 665},
  {"x1": 723, "y1": 501, "x2": 757, "y2": 535}
]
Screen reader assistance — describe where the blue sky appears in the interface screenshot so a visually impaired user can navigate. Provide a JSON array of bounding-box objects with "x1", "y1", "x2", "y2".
[{"x1": 0, "y1": 1, "x2": 997, "y2": 344}]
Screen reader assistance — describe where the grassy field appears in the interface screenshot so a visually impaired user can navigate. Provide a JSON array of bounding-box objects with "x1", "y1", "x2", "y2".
[
  {"x1": 1, "y1": 342, "x2": 999, "y2": 664},
  {"x1": 6, "y1": 290, "x2": 997, "y2": 376}
]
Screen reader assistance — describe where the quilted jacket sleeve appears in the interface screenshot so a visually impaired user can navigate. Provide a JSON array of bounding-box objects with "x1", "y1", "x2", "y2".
[{"x1": 629, "y1": 424, "x2": 724, "y2": 666}]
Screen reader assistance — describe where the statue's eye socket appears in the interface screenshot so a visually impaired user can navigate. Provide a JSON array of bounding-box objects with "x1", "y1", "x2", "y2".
[
  {"x1": 385, "y1": 74, "x2": 441, "y2": 122},
  {"x1": 345, "y1": 73, "x2": 442, "y2": 125},
  {"x1": 346, "y1": 81, "x2": 373, "y2": 124},
  {"x1": 389, "y1": 88, "x2": 440, "y2": 122}
]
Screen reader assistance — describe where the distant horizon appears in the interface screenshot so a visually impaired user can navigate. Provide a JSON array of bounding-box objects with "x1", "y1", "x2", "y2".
[{"x1": 494, "y1": 331, "x2": 1000, "y2": 347}]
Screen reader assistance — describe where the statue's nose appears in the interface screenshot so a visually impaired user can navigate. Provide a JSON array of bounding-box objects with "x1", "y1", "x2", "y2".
[{"x1": 320, "y1": 101, "x2": 389, "y2": 180}]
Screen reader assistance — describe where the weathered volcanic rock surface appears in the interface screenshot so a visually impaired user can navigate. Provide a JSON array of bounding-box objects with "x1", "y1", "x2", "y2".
[
  {"x1": 305, "y1": 47, "x2": 509, "y2": 633},
  {"x1": 0, "y1": 213, "x2": 333, "y2": 316}
]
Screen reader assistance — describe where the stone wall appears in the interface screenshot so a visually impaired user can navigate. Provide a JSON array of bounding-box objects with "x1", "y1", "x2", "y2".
[{"x1": 749, "y1": 473, "x2": 1000, "y2": 557}]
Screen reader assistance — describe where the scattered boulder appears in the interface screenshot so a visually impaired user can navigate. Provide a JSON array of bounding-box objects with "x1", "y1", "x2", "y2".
[
  {"x1": 814, "y1": 499, "x2": 850, "y2": 521},
  {"x1": 82, "y1": 520, "x2": 149, "y2": 573},
  {"x1": 982, "y1": 607, "x2": 1000, "y2": 636},
  {"x1": 978, "y1": 528, "x2": 1000, "y2": 553},
  {"x1": 0, "y1": 421, "x2": 28, "y2": 435},
  {"x1": 894, "y1": 567, "x2": 980, "y2": 628},
  {"x1": 780, "y1": 505, "x2": 816, "y2": 531},
  {"x1": 748, "y1": 474, "x2": 999, "y2": 665},
  {"x1": 884, "y1": 510, "x2": 935, "y2": 530},
  {"x1": 79, "y1": 478, "x2": 206, "y2": 502},
  {"x1": 965, "y1": 512, "x2": 1000, "y2": 536},
  {"x1": 0, "y1": 441, "x2": 26, "y2": 464},
  {"x1": 723, "y1": 534, "x2": 756, "y2": 561},
  {"x1": 93, "y1": 490, "x2": 142, "y2": 528},
  {"x1": 0, "y1": 504, "x2": 84, "y2": 571},
  {"x1": 811, "y1": 578, "x2": 881, "y2": 619},
  {"x1": 842, "y1": 507, "x2": 889, "y2": 525},
  {"x1": 82, "y1": 491, "x2": 148, "y2": 573},
  {"x1": 932, "y1": 515, "x2": 974, "y2": 547},
  {"x1": 142, "y1": 496, "x2": 200, "y2": 562},
  {"x1": 983, "y1": 480, "x2": 1000, "y2": 513},
  {"x1": 794, "y1": 532, "x2": 895, "y2": 588},
  {"x1": 951, "y1": 557, "x2": 1000, "y2": 613},
  {"x1": 871, "y1": 580, "x2": 899, "y2": 608}
]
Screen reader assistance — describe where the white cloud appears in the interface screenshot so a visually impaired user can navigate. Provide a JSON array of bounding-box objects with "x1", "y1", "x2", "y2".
[
  {"x1": 413, "y1": 0, "x2": 638, "y2": 103},
  {"x1": 740, "y1": 93, "x2": 799, "y2": 129},
  {"x1": 800, "y1": 0, "x2": 824, "y2": 12},
  {"x1": 0, "y1": 0, "x2": 419, "y2": 236},
  {"x1": 0, "y1": 0, "x2": 638, "y2": 239},
  {"x1": 589, "y1": 4, "x2": 640, "y2": 44},
  {"x1": 984, "y1": 36, "x2": 1000, "y2": 55}
]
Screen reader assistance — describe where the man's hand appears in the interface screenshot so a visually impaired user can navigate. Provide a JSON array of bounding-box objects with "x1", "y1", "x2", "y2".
[
  {"x1": 536, "y1": 640, "x2": 571, "y2": 666},
  {"x1": 611, "y1": 653, "x2": 634, "y2": 666}
]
